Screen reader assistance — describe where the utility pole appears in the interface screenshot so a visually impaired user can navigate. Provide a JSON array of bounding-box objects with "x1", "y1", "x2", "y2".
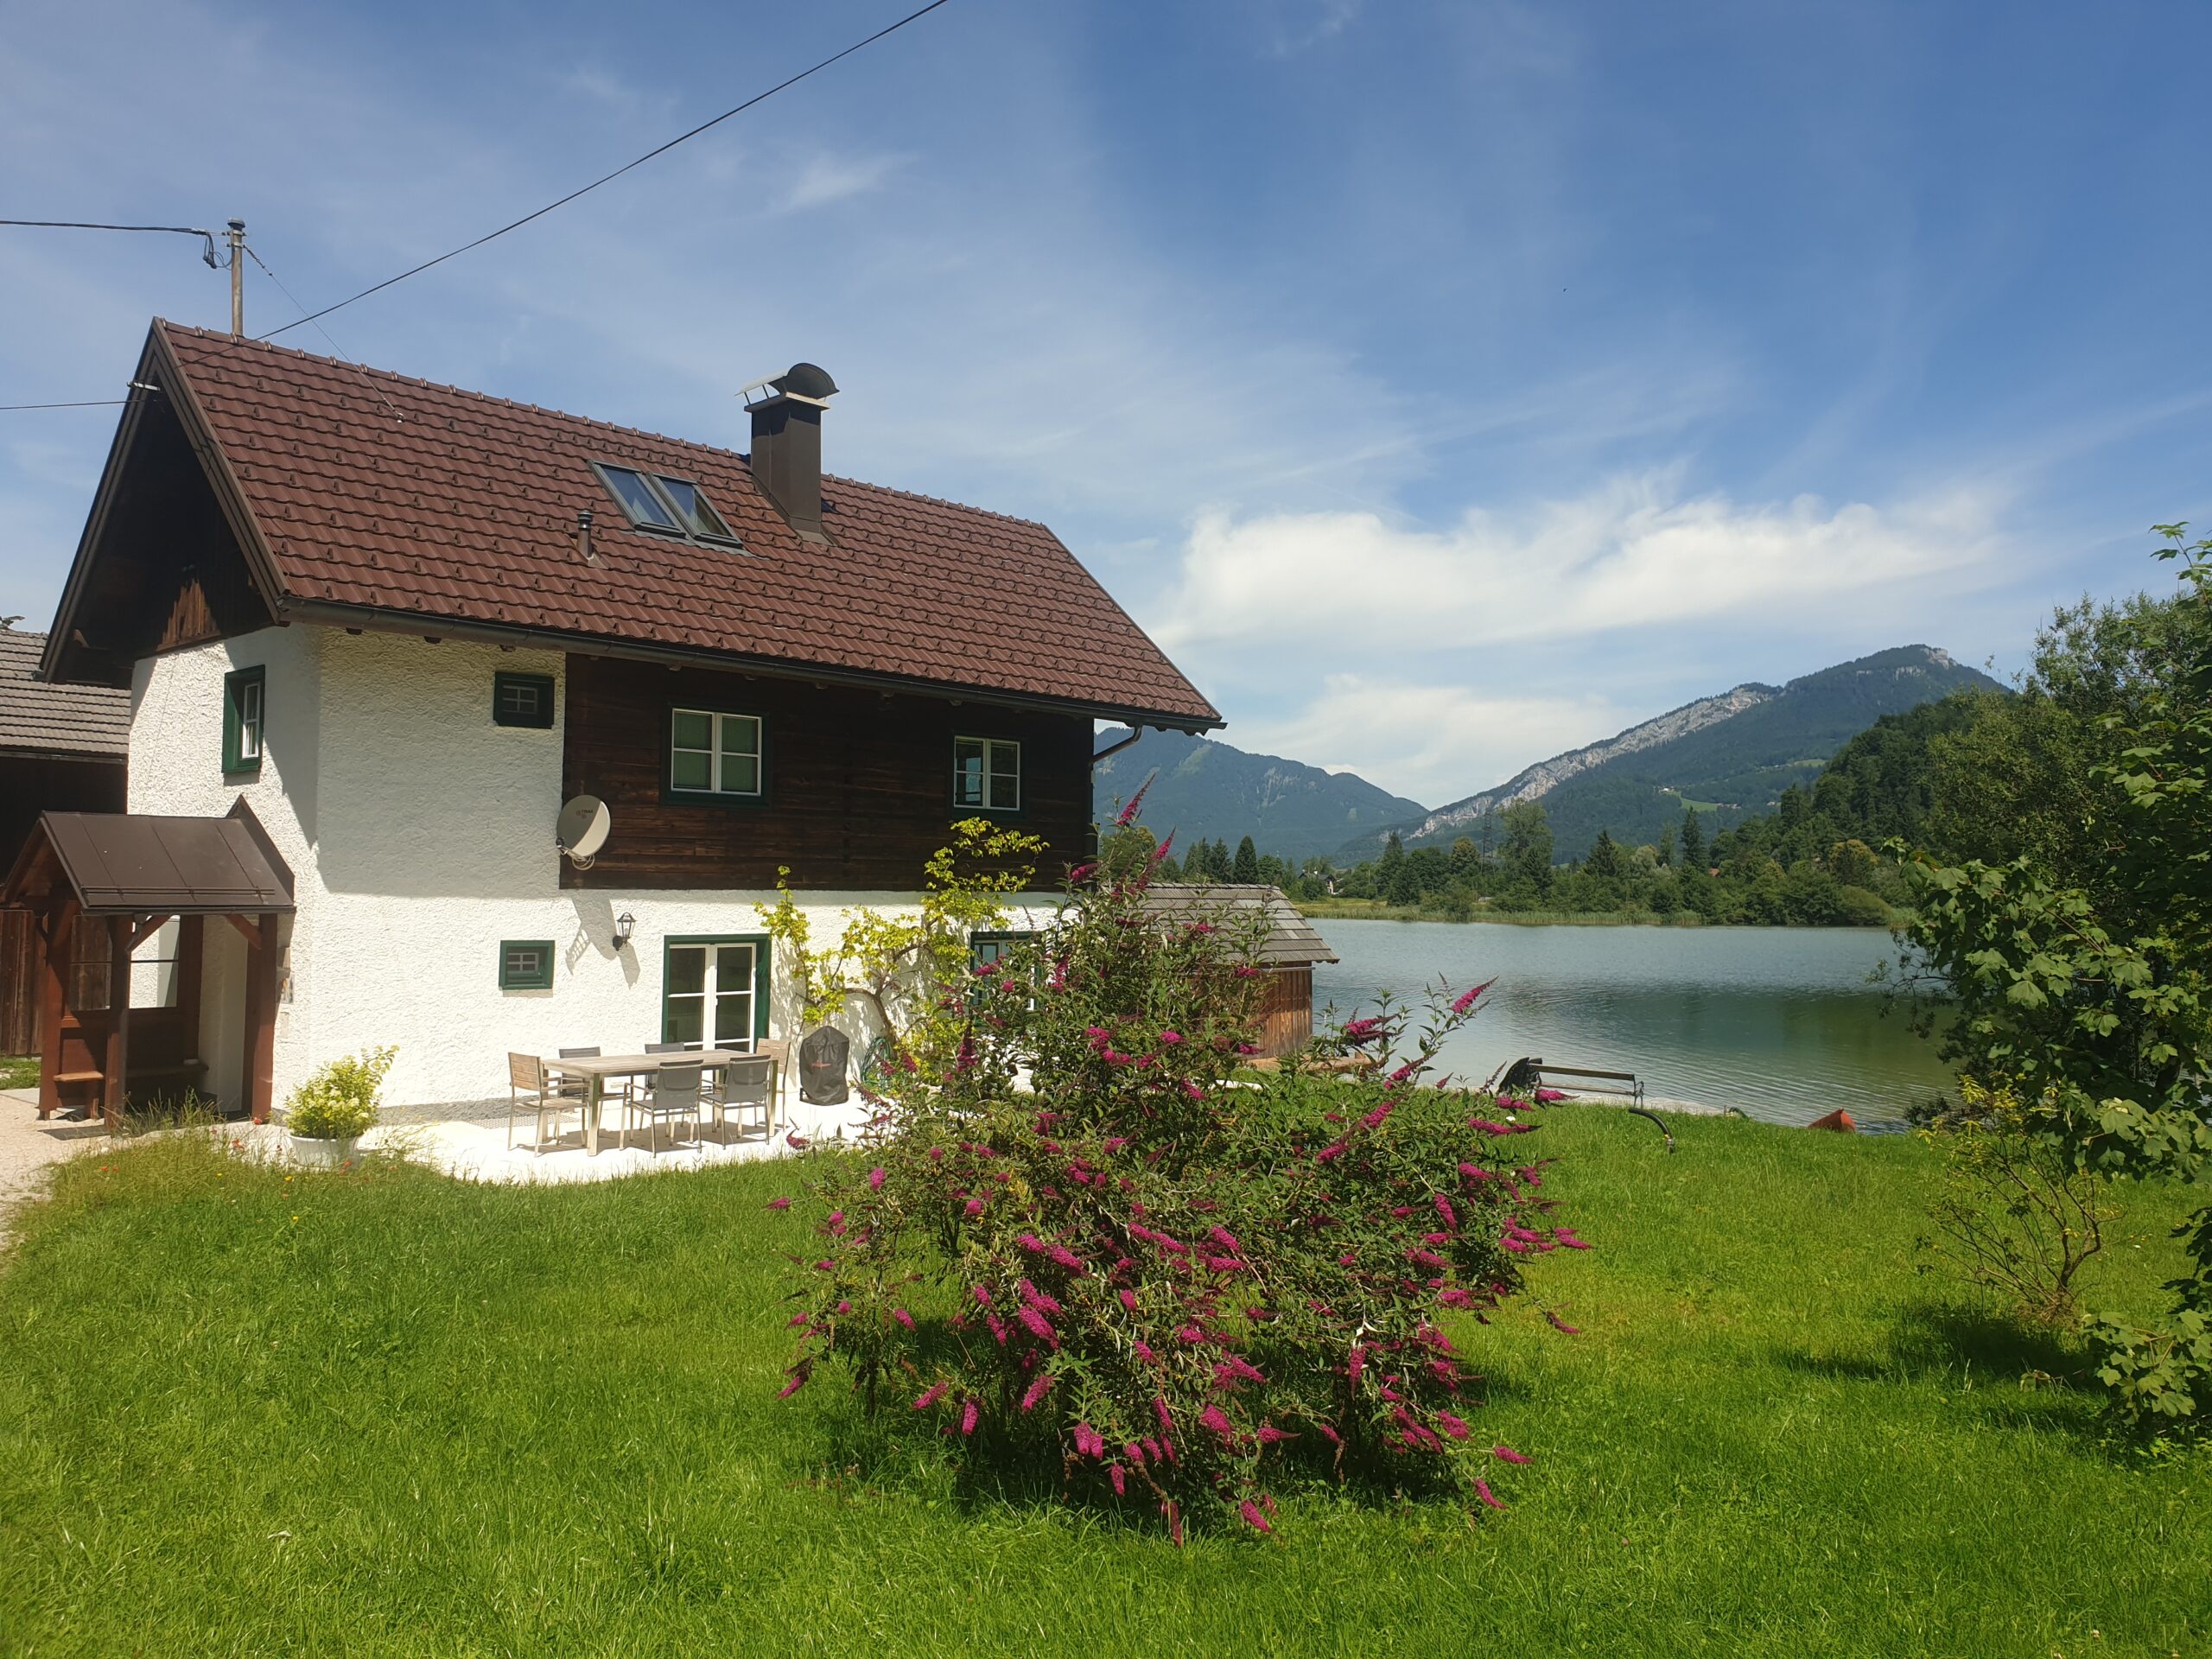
[{"x1": 225, "y1": 219, "x2": 245, "y2": 340}]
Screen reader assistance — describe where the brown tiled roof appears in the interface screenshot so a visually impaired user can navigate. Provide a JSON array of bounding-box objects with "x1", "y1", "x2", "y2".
[
  {"x1": 0, "y1": 631, "x2": 130, "y2": 757},
  {"x1": 1139, "y1": 884, "x2": 1338, "y2": 966},
  {"x1": 152, "y1": 321, "x2": 1219, "y2": 728}
]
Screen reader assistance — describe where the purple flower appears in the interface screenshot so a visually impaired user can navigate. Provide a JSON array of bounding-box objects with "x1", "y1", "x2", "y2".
[
  {"x1": 765, "y1": 1197, "x2": 791, "y2": 1210},
  {"x1": 1134, "y1": 1339, "x2": 1156, "y2": 1363},
  {"x1": 777, "y1": 1372, "x2": 809, "y2": 1399},
  {"x1": 1115, "y1": 779, "x2": 1152, "y2": 826},
  {"x1": 1020, "y1": 1372, "x2": 1054, "y2": 1411},
  {"x1": 1239, "y1": 1498, "x2": 1271, "y2": 1534},
  {"x1": 1533, "y1": 1087, "x2": 1566, "y2": 1103},
  {"x1": 1473, "y1": 1478, "x2": 1508, "y2": 1511},
  {"x1": 1544, "y1": 1311, "x2": 1581, "y2": 1335},
  {"x1": 1159, "y1": 1029, "x2": 1184, "y2": 1046},
  {"x1": 868, "y1": 1166, "x2": 886, "y2": 1191},
  {"x1": 1435, "y1": 1412, "x2": 1471, "y2": 1440},
  {"x1": 1198, "y1": 1403, "x2": 1236, "y2": 1441},
  {"x1": 959, "y1": 1398, "x2": 980, "y2": 1435},
  {"x1": 963, "y1": 1198, "x2": 986, "y2": 1219},
  {"x1": 1016, "y1": 1233, "x2": 1048, "y2": 1255},
  {"x1": 1316, "y1": 1141, "x2": 1349, "y2": 1165},
  {"x1": 891, "y1": 1307, "x2": 915, "y2": 1331},
  {"x1": 785, "y1": 1131, "x2": 810, "y2": 1150},
  {"x1": 1153, "y1": 1395, "x2": 1174, "y2": 1433},
  {"x1": 1360, "y1": 1100, "x2": 1395, "y2": 1130},
  {"x1": 1015, "y1": 1305, "x2": 1057, "y2": 1344},
  {"x1": 1118, "y1": 1288, "x2": 1140, "y2": 1313},
  {"x1": 1019, "y1": 1280, "x2": 1064, "y2": 1315},
  {"x1": 1434, "y1": 1195, "x2": 1459, "y2": 1230},
  {"x1": 1491, "y1": 1443, "x2": 1530, "y2": 1464},
  {"x1": 1468, "y1": 1118, "x2": 1513, "y2": 1136},
  {"x1": 1452, "y1": 978, "x2": 1493, "y2": 1016},
  {"x1": 1109, "y1": 1462, "x2": 1127, "y2": 1496},
  {"x1": 913, "y1": 1382, "x2": 948, "y2": 1410},
  {"x1": 1255, "y1": 1424, "x2": 1293, "y2": 1445}
]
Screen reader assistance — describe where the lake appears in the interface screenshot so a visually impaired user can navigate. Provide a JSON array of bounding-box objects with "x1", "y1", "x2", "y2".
[{"x1": 1309, "y1": 920, "x2": 1949, "y2": 1130}]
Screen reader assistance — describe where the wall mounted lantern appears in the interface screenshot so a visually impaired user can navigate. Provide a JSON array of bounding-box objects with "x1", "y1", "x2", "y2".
[{"x1": 613, "y1": 912, "x2": 636, "y2": 951}]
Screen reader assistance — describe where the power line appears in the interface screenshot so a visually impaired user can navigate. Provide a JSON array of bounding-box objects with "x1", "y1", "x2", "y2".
[
  {"x1": 0, "y1": 398, "x2": 128, "y2": 411},
  {"x1": 0, "y1": 219, "x2": 218, "y2": 265},
  {"x1": 261, "y1": 0, "x2": 952, "y2": 340},
  {"x1": 244, "y1": 245, "x2": 407, "y2": 425}
]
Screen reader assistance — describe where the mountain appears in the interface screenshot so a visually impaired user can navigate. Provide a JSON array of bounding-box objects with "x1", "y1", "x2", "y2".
[
  {"x1": 1091, "y1": 728, "x2": 1427, "y2": 861},
  {"x1": 1343, "y1": 645, "x2": 2004, "y2": 861}
]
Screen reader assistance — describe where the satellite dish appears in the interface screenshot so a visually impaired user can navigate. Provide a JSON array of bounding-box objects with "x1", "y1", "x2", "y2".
[{"x1": 556, "y1": 795, "x2": 612, "y2": 868}]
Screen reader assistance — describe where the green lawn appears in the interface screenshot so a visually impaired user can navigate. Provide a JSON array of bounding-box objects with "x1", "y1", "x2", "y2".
[
  {"x1": 0, "y1": 1053, "x2": 37, "y2": 1090},
  {"x1": 0, "y1": 1109, "x2": 2204, "y2": 1657}
]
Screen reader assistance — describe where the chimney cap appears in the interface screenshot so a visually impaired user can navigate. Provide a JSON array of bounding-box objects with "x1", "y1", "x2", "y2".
[{"x1": 742, "y1": 361, "x2": 838, "y2": 409}]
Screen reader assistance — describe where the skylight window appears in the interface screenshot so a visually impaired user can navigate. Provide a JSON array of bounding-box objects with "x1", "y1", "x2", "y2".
[{"x1": 592, "y1": 463, "x2": 742, "y2": 548}]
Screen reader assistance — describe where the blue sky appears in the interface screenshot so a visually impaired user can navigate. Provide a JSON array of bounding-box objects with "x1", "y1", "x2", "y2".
[{"x1": 3, "y1": 0, "x2": 2208, "y2": 805}]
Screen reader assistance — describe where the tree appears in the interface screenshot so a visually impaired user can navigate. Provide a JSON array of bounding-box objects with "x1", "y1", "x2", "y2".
[
  {"x1": 1679, "y1": 806, "x2": 1706, "y2": 874},
  {"x1": 1376, "y1": 831, "x2": 1406, "y2": 899},
  {"x1": 1499, "y1": 802, "x2": 1554, "y2": 894},
  {"x1": 1232, "y1": 835, "x2": 1260, "y2": 883},
  {"x1": 1902, "y1": 527, "x2": 2212, "y2": 1432},
  {"x1": 1449, "y1": 835, "x2": 1479, "y2": 877},
  {"x1": 1585, "y1": 829, "x2": 1623, "y2": 881}
]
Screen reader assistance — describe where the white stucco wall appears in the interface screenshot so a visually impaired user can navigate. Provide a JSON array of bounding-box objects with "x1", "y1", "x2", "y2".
[{"x1": 128, "y1": 626, "x2": 1058, "y2": 1132}]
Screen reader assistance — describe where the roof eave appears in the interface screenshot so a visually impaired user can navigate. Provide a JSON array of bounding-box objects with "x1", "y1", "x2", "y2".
[{"x1": 279, "y1": 596, "x2": 1224, "y2": 734}]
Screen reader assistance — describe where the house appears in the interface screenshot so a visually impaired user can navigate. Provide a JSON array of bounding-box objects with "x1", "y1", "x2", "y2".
[
  {"x1": 0, "y1": 631, "x2": 130, "y2": 1055},
  {"x1": 6, "y1": 319, "x2": 1218, "y2": 1122},
  {"x1": 1135, "y1": 884, "x2": 1338, "y2": 1058}
]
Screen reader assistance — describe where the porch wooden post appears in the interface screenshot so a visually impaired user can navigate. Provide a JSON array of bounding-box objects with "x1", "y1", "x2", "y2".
[
  {"x1": 102, "y1": 913, "x2": 131, "y2": 1131},
  {"x1": 175, "y1": 916, "x2": 205, "y2": 1084},
  {"x1": 242, "y1": 912, "x2": 278, "y2": 1123},
  {"x1": 35, "y1": 898, "x2": 75, "y2": 1121}
]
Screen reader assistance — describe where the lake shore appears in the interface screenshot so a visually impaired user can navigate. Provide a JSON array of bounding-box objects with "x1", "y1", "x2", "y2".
[{"x1": 1298, "y1": 898, "x2": 1707, "y2": 926}]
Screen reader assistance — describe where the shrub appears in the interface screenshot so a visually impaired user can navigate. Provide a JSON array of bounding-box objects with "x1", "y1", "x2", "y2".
[
  {"x1": 284, "y1": 1046, "x2": 396, "y2": 1141},
  {"x1": 773, "y1": 817, "x2": 1578, "y2": 1538},
  {"x1": 1916, "y1": 1077, "x2": 2120, "y2": 1324}
]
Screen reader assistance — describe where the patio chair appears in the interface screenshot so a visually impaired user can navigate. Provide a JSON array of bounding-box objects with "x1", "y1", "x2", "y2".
[
  {"x1": 709, "y1": 1055, "x2": 776, "y2": 1144},
  {"x1": 629, "y1": 1062, "x2": 702, "y2": 1154},
  {"x1": 507, "y1": 1052, "x2": 580, "y2": 1153}
]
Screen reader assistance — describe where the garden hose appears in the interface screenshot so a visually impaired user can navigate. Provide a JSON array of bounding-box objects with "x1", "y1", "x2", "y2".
[{"x1": 1626, "y1": 1106, "x2": 1675, "y2": 1153}]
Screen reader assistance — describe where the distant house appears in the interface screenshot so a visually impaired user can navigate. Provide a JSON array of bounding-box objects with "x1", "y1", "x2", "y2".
[
  {"x1": 1136, "y1": 884, "x2": 1338, "y2": 1058},
  {"x1": 0, "y1": 632, "x2": 128, "y2": 1056},
  {"x1": 6, "y1": 319, "x2": 1220, "y2": 1122}
]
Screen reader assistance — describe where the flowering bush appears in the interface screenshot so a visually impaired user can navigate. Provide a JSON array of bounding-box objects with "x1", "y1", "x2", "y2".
[
  {"x1": 773, "y1": 817, "x2": 1580, "y2": 1537},
  {"x1": 283, "y1": 1046, "x2": 395, "y2": 1141}
]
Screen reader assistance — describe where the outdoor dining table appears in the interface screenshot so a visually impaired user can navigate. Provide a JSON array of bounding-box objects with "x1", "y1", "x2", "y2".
[{"x1": 546, "y1": 1049, "x2": 750, "y2": 1155}]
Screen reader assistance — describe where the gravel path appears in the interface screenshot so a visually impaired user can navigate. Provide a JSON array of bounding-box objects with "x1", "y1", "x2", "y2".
[{"x1": 0, "y1": 1088, "x2": 106, "y2": 1241}]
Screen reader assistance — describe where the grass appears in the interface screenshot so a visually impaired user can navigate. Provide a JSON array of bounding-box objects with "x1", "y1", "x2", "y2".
[
  {"x1": 1, "y1": 1110, "x2": 2205, "y2": 1657},
  {"x1": 0, "y1": 1053, "x2": 37, "y2": 1090}
]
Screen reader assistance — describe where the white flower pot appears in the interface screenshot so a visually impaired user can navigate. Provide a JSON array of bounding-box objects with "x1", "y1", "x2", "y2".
[{"x1": 289, "y1": 1132, "x2": 363, "y2": 1169}]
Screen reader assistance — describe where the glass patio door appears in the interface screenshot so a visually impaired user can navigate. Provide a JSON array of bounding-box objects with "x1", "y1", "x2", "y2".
[{"x1": 662, "y1": 939, "x2": 758, "y2": 1052}]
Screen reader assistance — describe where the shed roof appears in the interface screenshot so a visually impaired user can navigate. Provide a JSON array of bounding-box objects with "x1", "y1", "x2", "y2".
[
  {"x1": 0, "y1": 632, "x2": 129, "y2": 759},
  {"x1": 1138, "y1": 884, "x2": 1338, "y2": 966},
  {"x1": 3, "y1": 810, "x2": 294, "y2": 916},
  {"x1": 45, "y1": 321, "x2": 1219, "y2": 730}
]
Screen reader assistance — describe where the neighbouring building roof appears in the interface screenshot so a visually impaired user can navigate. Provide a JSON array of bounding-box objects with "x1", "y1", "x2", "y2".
[
  {"x1": 0, "y1": 631, "x2": 130, "y2": 759},
  {"x1": 4, "y1": 809, "x2": 295, "y2": 916},
  {"x1": 54, "y1": 320, "x2": 1218, "y2": 729},
  {"x1": 1138, "y1": 884, "x2": 1339, "y2": 966}
]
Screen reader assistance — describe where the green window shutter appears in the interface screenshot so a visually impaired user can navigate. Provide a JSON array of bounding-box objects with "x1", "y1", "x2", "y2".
[
  {"x1": 499, "y1": 940, "x2": 556, "y2": 991},
  {"x1": 222, "y1": 666, "x2": 266, "y2": 779},
  {"x1": 493, "y1": 672, "x2": 556, "y2": 728}
]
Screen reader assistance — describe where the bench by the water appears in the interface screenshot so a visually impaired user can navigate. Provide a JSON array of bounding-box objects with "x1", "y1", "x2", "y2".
[{"x1": 1487, "y1": 1056, "x2": 1646, "y2": 1108}]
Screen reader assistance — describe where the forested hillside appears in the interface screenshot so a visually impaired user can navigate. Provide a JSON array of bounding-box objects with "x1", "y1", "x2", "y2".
[{"x1": 1090, "y1": 728, "x2": 1425, "y2": 861}]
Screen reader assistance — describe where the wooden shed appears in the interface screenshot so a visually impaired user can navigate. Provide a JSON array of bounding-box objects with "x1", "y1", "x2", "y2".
[{"x1": 1137, "y1": 884, "x2": 1338, "y2": 1059}]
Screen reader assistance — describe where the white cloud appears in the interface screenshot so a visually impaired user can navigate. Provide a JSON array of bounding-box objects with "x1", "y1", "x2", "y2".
[
  {"x1": 1153, "y1": 472, "x2": 2011, "y2": 662},
  {"x1": 1229, "y1": 674, "x2": 1628, "y2": 807},
  {"x1": 779, "y1": 151, "x2": 907, "y2": 213}
]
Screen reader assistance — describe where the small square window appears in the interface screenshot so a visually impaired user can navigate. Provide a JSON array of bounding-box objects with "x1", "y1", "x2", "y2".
[
  {"x1": 493, "y1": 671, "x2": 556, "y2": 728},
  {"x1": 499, "y1": 940, "x2": 555, "y2": 991},
  {"x1": 954, "y1": 736, "x2": 1020, "y2": 811},
  {"x1": 223, "y1": 665, "x2": 265, "y2": 779},
  {"x1": 670, "y1": 708, "x2": 763, "y2": 798}
]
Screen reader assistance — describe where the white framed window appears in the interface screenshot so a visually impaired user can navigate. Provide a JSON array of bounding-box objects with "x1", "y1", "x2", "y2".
[
  {"x1": 954, "y1": 736, "x2": 1020, "y2": 811},
  {"x1": 670, "y1": 709, "x2": 762, "y2": 797},
  {"x1": 663, "y1": 937, "x2": 763, "y2": 1051}
]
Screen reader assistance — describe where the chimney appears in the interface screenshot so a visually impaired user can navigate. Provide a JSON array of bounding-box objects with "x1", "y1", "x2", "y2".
[{"x1": 743, "y1": 362, "x2": 839, "y2": 542}]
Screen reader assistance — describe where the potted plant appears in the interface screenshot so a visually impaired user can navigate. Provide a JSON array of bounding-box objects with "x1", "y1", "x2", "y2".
[{"x1": 284, "y1": 1046, "x2": 396, "y2": 1168}]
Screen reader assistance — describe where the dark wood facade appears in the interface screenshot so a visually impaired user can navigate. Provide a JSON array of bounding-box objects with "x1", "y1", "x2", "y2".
[
  {"x1": 46, "y1": 385, "x2": 274, "y2": 689},
  {"x1": 1254, "y1": 966, "x2": 1315, "y2": 1060},
  {"x1": 561, "y1": 655, "x2": 1095, "y2": 891}
]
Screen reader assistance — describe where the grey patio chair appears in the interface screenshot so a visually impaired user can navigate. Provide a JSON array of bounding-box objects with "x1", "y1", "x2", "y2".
[
  {"x1": 710, "y1": 1055, "x2": 776, "y2": 1144},
  {"x1": 630, "y1": 1062, "x2": 702, "y2": 1154},
  {"x1": 507, "y1": 1052, "x2": 580, "y2": 1153}
]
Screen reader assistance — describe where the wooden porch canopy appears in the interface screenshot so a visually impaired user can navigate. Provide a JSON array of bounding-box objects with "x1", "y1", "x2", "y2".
[{"x1": 2, "y1": 808, "x2": 293, "y2": 1125}]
